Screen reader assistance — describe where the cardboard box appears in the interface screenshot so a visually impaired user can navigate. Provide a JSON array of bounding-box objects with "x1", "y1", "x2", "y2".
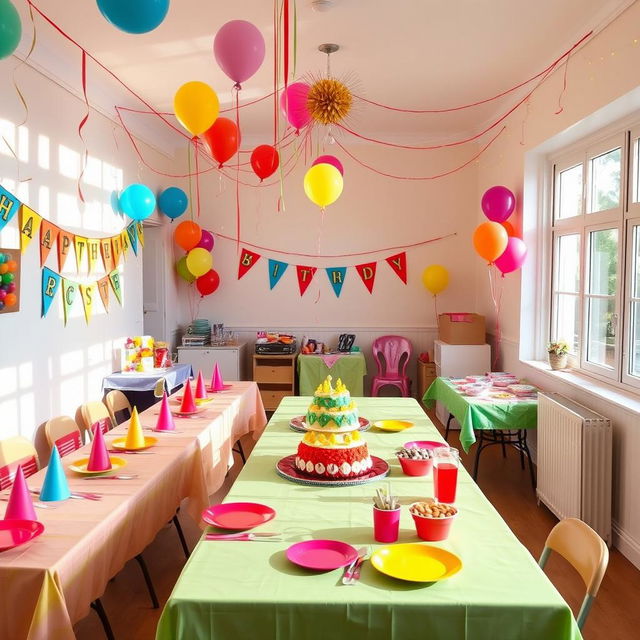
[
  {"x1": 438, "y1": 313, "x2": 486, "y2": 345},
  {"x1": 417, "y1": 361, "x2": 437, "y2": 398}
]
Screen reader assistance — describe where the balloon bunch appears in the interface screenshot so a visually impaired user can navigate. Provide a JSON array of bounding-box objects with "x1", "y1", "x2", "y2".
[
  {"x1": 174, "y1": 221, "x2": 220, "y2": 297},
  {"x1": 304, "y1": 155, "x2": 345, "y2": 211},
  {"x1": 0, "y1": 251, "x2": 18, "y2": 310}
]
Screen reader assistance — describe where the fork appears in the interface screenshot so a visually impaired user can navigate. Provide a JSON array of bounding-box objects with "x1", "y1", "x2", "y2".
[
  {"x1": 30, "y1": 489, "x2": 102, "y2": 501},
  {"x1": 107, "y1": 449, "x2": 155, "y2": 455},
  {"x1": 0, "y1": 496, "x2": 58, "y2": 509},
  {"x1": 205, "y1": 532, "x2": 282, "y2": 542},
  {"x1": 342, "y1": 546, "x2": 367, "y2": 584},
  {"x1": 81, "y1": 474, "x2": 139, "y2": 480}
]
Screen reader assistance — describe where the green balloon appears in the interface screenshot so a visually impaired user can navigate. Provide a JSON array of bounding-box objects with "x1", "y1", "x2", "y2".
[
  {"x1": 0, "y1": 0, "x2": 21, "y2": 60},
  {"x1": 176, "y1": 256, "x2": 196, "y2": 283},
  {"x1": 2, "y1": 272, "x2": 14, "y2": 284}
]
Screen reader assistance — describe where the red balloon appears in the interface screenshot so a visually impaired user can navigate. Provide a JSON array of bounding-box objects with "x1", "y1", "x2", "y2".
[
  {"x1": 203, "y1": 118, "x2": 240, "y2": 167},
  {"x1": 250, "y1": 145, "x2": 280, "y2": 181},
  {"x1": 196, "y1": 269, "x2": 220, "y2": 296}
]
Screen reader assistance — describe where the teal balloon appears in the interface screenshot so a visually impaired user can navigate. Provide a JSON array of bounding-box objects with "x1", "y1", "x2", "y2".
[
  {"x1": 176, "y1": 256, "x2": 195, "y2": 283},
  {"x1": 120, "y1": 184, "x2": 156, "y2": 221},
  {"x1": 0, "y1": 0, "x2": 21, "y2": 60},
  {"x1": 0, "y1": 253, "x2": 6, "y2": 263},
  {"x1": 97, "y1": 0, "x2": 169, "y2": 34},
  {"x1": 158, "y1": 187, "x2": 188, "y2": 220}
]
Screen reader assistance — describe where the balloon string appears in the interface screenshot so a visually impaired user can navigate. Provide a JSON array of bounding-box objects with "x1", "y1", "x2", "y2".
[
  {"x1": 77, "y1": 50, "x2": 90, "y2": 204},
  {"x1": 193, "y1": 137, "x2": 201, "y2": 217},
  {"x1": 555, "y1": 49, "x2": 571, "y2": 115},
  {"x1": 187, "y1": 138, "x2": 194, "y2": 220},
  {"x1": 13, "y1": 1, "x2": 37, "y2": 129},
  {"x1": 235, "y1": 86, "x2": 241, "y2": 253},
  {"x1": 283, "y1": 0, "x2": 289, "y2": 95},
  {"x1": 433, "y1": 294, "x2": 439, "y2": 323}
]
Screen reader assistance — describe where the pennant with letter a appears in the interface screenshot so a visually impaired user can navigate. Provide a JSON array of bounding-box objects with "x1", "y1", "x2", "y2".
[
  {"x1": 0, "y1": 185, "x2": 19, "y2": 232},
  {"x1": 74, "y1": 236, "x2": 87, "y2": 273},
  {"x1": 109, "y1": 269, "x2": 123, "y2": 305},
  {"x1": 87, "y1": 238, "x2": 100, "y2": 274},
  {"x1": 19, "y1": 205, "x2": 42, "y2": 254},
  {"x1": 385, "y1": 251, "x2": 408, "y2": 284},
  {"x1": 238, "y1": 248, "x2": 261, "y2": 279},
  {"x1": 136, "y1": 222, "x2": 144, "y2": 248},
  {"x1": 268, "y1": 259, "x2": 288, "y2": 289},
  {"x1": 111, "y1": 235, "x2": 122, "y2": 266},
  {"x1": 41, "y1": 267, "x2": 61, "y2": 318},
  {"x1": 355, "y1": 261, "x2": 377, "y2": 294},
  {"x1": 126, "y1": 223, "x2": 138, "y2": 256},
  {"x1": 100, "y1": 238, "x2": 114, "y2": 272},
  {"x1": 62, "y1": 278, "x2": 77, "y2": 326},
  {"x1": 97, "y1": 275, "x2": 110, "y2": 311},
  {"x1": 296, "y1": 265, "x2": 317, "y2": 296},
  {"x1": 57, "y1": 231, "x2": 73, "y2": 272},
  {"x1": 326, "y1": 267, "x2": 347, "y2": 298},
  {"x1": 40, "y1": 220, "x2": 59, "y2": 266},
  {"x1": 79, "y1": 283, "x2": 95, "y2": 325}
]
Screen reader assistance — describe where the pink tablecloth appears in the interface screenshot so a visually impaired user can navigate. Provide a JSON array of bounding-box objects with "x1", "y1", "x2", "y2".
[{"x1": 0, "y1": 381, "x2": 266, "y2": 640}]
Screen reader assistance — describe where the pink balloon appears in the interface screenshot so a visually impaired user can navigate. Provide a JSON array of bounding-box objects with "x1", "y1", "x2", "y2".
[
  {"x1": 280, "y1": 82, "x2": 311, "y2": 131},
  {"x1": 494, "y1": 237, "x2": 527, "y2": 275},
  {"x1": 214, "y1": 20, "x2": 265, "y2": 86},
  {"x1": 312, "y1": 155, "x2": 344, "y2": 176},
  {"x1": 196, "y1": 229, "x2": 215, "y2": 252},
  {"x1": 481, "y1": 186, "x2": 516, "y2": 223}
]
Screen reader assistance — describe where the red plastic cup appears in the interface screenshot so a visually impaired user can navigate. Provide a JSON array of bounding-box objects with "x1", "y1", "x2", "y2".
[
  {"x1": 373, "y1": 506, "x2": 401, "y2": 543},
  {"x1": 397, "y1": 455, "x2": 433, "y2": 477},
  {"x1": 410, "y1": 503, "x2": 458, "y2": 541}
]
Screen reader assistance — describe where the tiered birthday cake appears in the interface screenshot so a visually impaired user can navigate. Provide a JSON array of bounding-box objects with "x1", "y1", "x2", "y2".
[{"x1": 295, "y1": 376, "x2": 372, "y2": 479}]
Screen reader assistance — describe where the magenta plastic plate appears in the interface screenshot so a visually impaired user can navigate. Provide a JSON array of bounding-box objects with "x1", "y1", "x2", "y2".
[
  {"x1": 286, "y1": 539, "x2": 358, "y2": 571},
  {"x1": 403, "y1": 440, "x2": 448, "y2": 451},
  {"x1": 0, "y1": 520, "x2": 44, "y2": 552},
  {"x1": 202, "y1": 502, "x2": 276, "y2": 530}
]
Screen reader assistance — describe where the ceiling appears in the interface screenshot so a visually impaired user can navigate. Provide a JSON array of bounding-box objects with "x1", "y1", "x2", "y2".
[{"x1": 19, "y1": 0, "x2": 636, "y2": 149}]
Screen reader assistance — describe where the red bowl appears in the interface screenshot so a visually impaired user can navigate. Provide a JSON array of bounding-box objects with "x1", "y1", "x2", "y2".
[
  {"x1": 410, "y1": 504, "x2": 458, "y2": 541},
  {"x1": 397, "y1": 455, "x2": 433, "y2": 477}
]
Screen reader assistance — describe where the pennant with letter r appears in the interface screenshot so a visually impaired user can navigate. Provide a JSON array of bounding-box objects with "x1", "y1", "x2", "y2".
[
  {"x1": 268, "y1": 259, "x2": 288, "y2": 289},
  {"x1": 0, "y1": 185, "x2": 19, "y2": 233},
  {"x1": 385, "y1": 251, "x2": 408, "y2": 284},
  {"x1": 41, "y1": 267, "x2": 61, "y2": 318},
  {"x1": 19, "y1": 205, "x2": 42, "y2": 254},
  {"x1": 238, "y1": 248, "x2": 261, "y2": 279},
  {"x1": 326, "y1": 267, "x2": 347, "y2": 297},
  {"x1": 355, "y1": 262, "x2": 377, "y2": 294},
  {"x1": 296, "y1": 265, "x2": 317, "y2": 296}
]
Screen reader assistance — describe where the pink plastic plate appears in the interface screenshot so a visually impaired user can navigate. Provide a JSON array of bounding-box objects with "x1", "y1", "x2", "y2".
[
  {"x1": 286, "y1": 539, "x2": 358, "y2": 571},
  {"x1": 0, "y1": 520, "x2": 44, "y2": 552},
  {"x1": 403, "y1": 440, "x2": 448, "y2": 451},
  {"x1": 289, "y1": 416, "x2": 370, "y2": 433},
  {"x1": 202, "y1": 502, "x2": 276, "y2": 530},
  {"x1": 210, "y1": 384, "x2": 233, "y2": 393}
]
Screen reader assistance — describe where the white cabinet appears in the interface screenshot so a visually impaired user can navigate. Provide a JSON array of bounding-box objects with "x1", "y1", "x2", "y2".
[{"x1": 177, "y1": 343, "x2": 247, "y2": 381}]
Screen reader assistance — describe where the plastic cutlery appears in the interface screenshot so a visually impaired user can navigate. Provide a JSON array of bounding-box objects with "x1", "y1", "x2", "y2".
[
  {"x1": 205, "y1": 532, "x2": 282, "y2": 542},
  {"x1": 30, "y1": 489, "x2": 102, "y2": 501},
  {"x1": 107, "y1": 449, "x2": 155, "y2": 455},
  {"x1": 342, "y1": 547, "x2": 368, "y2": 585},
  {"x1": 0, "y1": 496, "x2": 57, "y2": 509},
  {"x1": 81, "y1": 474, "x2": 139, "y2": 480}
]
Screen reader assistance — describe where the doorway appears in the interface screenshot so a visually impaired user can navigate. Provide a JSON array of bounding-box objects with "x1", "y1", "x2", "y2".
[{"x1": 142, "y1": 224, "x2": 166, "y2": 339}]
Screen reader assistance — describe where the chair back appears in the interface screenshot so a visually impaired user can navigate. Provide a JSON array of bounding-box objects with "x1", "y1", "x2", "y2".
[
  {"x1": 0, "y1": 436, "x2": 39, "y2": 490},
  {"x1": 104, "y1": 390, "x2": 132, "y2": 426},
  {"x1": 153, "y1": 379, "x2": 166, "y2": 399},
  {"x1": 539, "y1": 518, "x2": 609, "y2": 629},
  {"x1": 80, "y1": 402, "x2": 114, "y2": 440},
  {"x1": 372, "y1": 335, "x2": 412, "y2": 378},
  {"x1": 44, "y1": 416, "x2": 83, "y2": 458}
]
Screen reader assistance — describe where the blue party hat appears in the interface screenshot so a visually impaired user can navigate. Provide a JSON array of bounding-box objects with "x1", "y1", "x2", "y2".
[{"x1": 40, "y1": 446, "x2": 71, "y2": 501}]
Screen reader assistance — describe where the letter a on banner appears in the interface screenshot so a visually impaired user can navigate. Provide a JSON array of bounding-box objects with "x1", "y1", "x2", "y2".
[
  {"x1": 238, "y1": 248, "x2": 261, "y2": 279},
  {"x1": 296, "y1": 265, "x2": 317, "y2": 296},
  {"x1": 40, "y1": 220, "x2": 59, "y2": 267},
  {"x1": 62, "y1": 278, "x2": 77, "y2": 326},
  {"x1": 79, "y1": 283, "x2": 95, "y2": 325},
  {"x1": 109, "y1": 269, "x2": 123, "y2": 305},
  {"x1": 41, "y1": 267, "x2": 61, "y2": 317},
  {"x1": 355, "y1": 262, "x2": 377, "y2": 294},
  {"x1": 385, "y1": 251, "x2": 408, "y2": 284},
  {"x1": 57, "y1": 231, "x2": 74, "y2": 272},
  {"x1": 19, "y1": 205, "x2": 42, "y2": 254},
  {"x1": 268, "y1": 259, "x2": 288, "y2": 289},
  {"x1": 0, "y1": 185, "x2": 19, "y2": 232},
  {"x1": 326, "y1": 267, "x2": 347, "y2": 297}
]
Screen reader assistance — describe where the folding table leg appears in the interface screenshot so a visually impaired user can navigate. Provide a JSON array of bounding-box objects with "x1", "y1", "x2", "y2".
[
  {"x1": 444, "y1": 414, "x2": 454, "y2": 441},
  {"x1": 134, "y1": 554, "x2": 159, "y2": 609},
  {"x1": 90, "y1": 598, "x2": 115, "y2": 640},
  {"x1": 519, "y1": 430, "x2": 536, "y2": 490},
  {"x1": 233, "y1": 440, "x2": 247, "y2": 464},
  {"x1": 472, "y1": 431, "x2": 485, "y2": 481},
  {"x1": 173, "y1": 514, "x2": 190, "y2": 559}
]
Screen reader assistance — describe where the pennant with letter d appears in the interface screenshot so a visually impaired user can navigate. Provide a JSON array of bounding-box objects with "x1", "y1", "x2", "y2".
[
  {"x1": 326, "y1": 267, "x2": 347, "y2": 297},
  {"x1": 296, "y1": 265, "x2": 317, "y2": 296},
  {"x1": 41, "y1": 267, "x2": 61, "y2": 318},
  {"x1": 268, "y1": 259, "x2": 288, "y2": 289},
  {"x1": 355, "y1": 262, "x2": 377, "y2": 294},
  {"x1": 238, "y1": 248, "x2": 261, "y2": 279},
  {"x1": 385, "y1": 251, "x2": 408, "y2": 284}
]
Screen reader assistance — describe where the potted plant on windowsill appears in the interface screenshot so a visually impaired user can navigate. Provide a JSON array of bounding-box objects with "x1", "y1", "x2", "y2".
[{"x1": 547, "y1": 341, "x2": 570, "y2": 370}]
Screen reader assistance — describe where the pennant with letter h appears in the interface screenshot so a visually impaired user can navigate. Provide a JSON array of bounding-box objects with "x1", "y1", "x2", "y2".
[
  {"x1": 0, "y1": 185, "x2": 19, "y2": 233},
  {"x1": 326, "y1": 267, "x2": 347, "y2": 297},
  {"x1": 296, "y1": 265, "x2": 317, "y2": 296},
  {"x1": 356, "y1": 262, "x2": 377, "y2": 294},
  {"x1": 268, "y1": 259, "x2": 288, "y2": 289},
  {"x1": 385, "y1": 251, "x2": 408, "y2": 284},
  {"x1": 238, "y1": 248, "x2": 261, "y2": 279}
]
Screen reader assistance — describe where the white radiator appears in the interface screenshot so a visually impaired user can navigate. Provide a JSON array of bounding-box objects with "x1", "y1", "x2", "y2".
[{"x1": 537, "y1": 392, "x2": 612, "y2": 544}]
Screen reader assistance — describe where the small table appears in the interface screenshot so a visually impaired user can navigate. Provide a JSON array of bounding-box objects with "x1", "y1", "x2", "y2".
[{"x1": 297, "y1": 352, "x2": 367, "y2": 396}]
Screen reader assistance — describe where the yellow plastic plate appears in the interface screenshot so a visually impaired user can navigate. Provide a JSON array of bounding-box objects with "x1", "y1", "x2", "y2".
[
  {"x1": 372, "y1": 420, "x2": 414, "y2": 432},
  {"x1": 69, "y1": 456, "x2": 127, "y2": 475},
  {"x1": 110, "y1": 436, "x2": 158, "y2": 451},
  {"x1": 370, "y1": 543, "x2": 462, "y2": 582}
]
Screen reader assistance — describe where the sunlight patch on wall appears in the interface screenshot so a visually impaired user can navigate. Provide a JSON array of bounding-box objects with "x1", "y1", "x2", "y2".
[
  {"x1": 58, "y1": 144, "x2": 80, "y2": 180},
  {"x1": 38, "y1": 134, "x2": 50, "y2": 170},
  {"x1": 0, "y1": 366, "x2": 17, "y2": 398},
  {"x1": 59, "y1": 349, "x2": 84, "y2": 376}
]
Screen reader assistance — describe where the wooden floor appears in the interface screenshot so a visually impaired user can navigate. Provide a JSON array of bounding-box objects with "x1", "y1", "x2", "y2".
[{"x1": 74, "y1": 410, "x2": 640, "y2": 640}]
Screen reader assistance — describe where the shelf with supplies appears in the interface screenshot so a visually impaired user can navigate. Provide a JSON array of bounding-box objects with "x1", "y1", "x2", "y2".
[{"x1": 252, "y1": 352, "x2": 297, "y2": 411}]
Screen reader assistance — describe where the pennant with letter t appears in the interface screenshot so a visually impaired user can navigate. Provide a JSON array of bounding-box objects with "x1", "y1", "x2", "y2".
[
  {"x1": 19, "y1": 205, "x2": 42, "y2": 253},
  {"x1": 355, "y1": 261, "x2": 377, "y2": 294},
  {"x1": 41, "y1": 267, "x2": 61, "y2": 317},
  {"x1": 109, "y1": 269, "x2": 123, "y2": 305},
  {"x1": 326, "y1": 267, "x2": 347, "y2": 297},
  {"x1": 385, "y1": 251, "x2": 408, "y2": 284},
  {"x1": 97, "y1": 276, "x2": 110, "y2": 311},
  {"x1": 238, "y1": 248, "x2": 261, "y2": 279},
  {"x1": 0, "y1": 185, "x2": 19, "y2": 232},
  {"x1": 296, "y1": 265, "x2": 317, "y2": 296},
  {"x1": 268, "y1": 259, "x2": 288, "y2": 289}
]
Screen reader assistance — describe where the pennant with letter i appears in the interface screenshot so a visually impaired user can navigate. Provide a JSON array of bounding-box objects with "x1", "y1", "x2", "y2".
[
  {"x1": 326, "y1": 267, "x2": 347, "y2": 297},
  {"x1": 109, "y1": 269, "x2": 123, "y2": 305},
  {"x1": 41, "y1": 267, "x2": 61, "y2": 317},
  {"x1": 0, "y1": 185, "x2": 19, "y2": 232},
  {"x1": 268, "y1": 259, "x2": 288, "y2": 289},
  {"x1": 97, "y1": 276, "x2": 110, "y2": 311},
  {"x1": 296, "y1": 265, "x2": 317, "y2": 296},
  {"x1": 19, "y1": 205, "x2": 42, "y2": 253},
  {"x1": 111, "y1": 235, "x2": 122, "y2": 266},
  {"x1": 62, "y1": 278, "x2": 77, "y2": 326},
  {"x1": 238, "y1": 248, "x2": 261, "y2": 279},
  {"x1": 385, "y1": 251, "x2": 408, "y2": 284},
  {"x1": 355, "y1": 262, "x2": 377, "y2": 294},
  {"x1": 40, "y1": 220, "x2": 59, "y2": 266},
  {"x1": 126, "y1": 223, "x2": 138, "y2": 256},
  {"x1": 57, "y1": 231, "x2": 73, "y2": 272},
  {"x1": 100, "y1": 238, "x2": 114, "y2": 272},
  {"x1": 79, "y1": 283, "x2": 95, "y2": 325}
]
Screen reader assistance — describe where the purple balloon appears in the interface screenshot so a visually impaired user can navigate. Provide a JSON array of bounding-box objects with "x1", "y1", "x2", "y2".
[
  {"x1": 196, "y1": 229, "x2": 215, "y2": 252},
  {"x1": 280, "y1": 83, "x2": 311, "y2": 131},
  {"x1": 481, "y1": 186, "x2": 516, "y2": 223},
  {"x1": 214, "y1": 20, "x2": 265, "y2": 86},
  {"x1": 495, "y1": 237, "x2": 527, "y2": 275},
  {"x1": 312, "y1": 155, "x2": 344, "y2": 176}
]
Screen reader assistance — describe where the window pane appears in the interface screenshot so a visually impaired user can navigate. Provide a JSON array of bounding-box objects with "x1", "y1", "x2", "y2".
[
  {"x1": 586, "y1": 296, "x2": 615, "y2": 368},
  {"x1": 634, "y1": 139, "x2": 640, "y2": 204},
  {"x1": 555, "y1": 234, "x2": 580, "y2": 292},
  {"x1": 633, "y1": 225, "x2": 640, "y2": 299},
  {"x1": 588, "y1": 228, "x2": 617, "y2": 295},
  {"x1": 556, "y1": 164, "x2": 582, "y2": 220},
  {"x1": 630, "y1": 302, "x2": 640, "y2": 377},
  {"x1": 589, "y1": 147, "x2": 621, "y2": 213},
  {"x1": 554, "y1": 294, "x2": 579, "y2": 354}
]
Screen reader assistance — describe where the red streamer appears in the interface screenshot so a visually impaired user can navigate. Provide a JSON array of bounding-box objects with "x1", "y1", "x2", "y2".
[{"x1": 77, "y1": 50, "x2": 89, "y2": 203}]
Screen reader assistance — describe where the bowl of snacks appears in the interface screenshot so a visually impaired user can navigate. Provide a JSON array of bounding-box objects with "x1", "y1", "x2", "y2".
[
  {"x1": 409, "y1": 499, "x2": 458, "y2": 541},
  {"x1": 465, "y1": 375, "x2": 489, "y2": 384},
  {"x1": 493, "y1": 377, "x2": 518, "y2": 388},
  {"x1": 462, "y1": 383, "x2": 485, "y2": 397},
  {"x1": 396, "y1": 447, "x2": 433, "y2": 476},
  {"x1": 507, "y1": 383, "x2": 537, "y2": 397}
]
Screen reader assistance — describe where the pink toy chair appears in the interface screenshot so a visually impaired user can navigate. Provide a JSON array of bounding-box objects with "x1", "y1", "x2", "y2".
[{"x1": 371, "y1": 335, "x2": 412, "y2": 397}]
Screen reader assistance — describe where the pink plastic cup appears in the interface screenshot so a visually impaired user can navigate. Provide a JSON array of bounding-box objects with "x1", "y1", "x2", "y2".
[
  {"x1": 410, "y1": 504, "x2": 458, "y2": 541},
  {"x1": 373, "y1": 506, "x2": 401, "y2": 543},
  {"x1": 397, "y1": 455, "x2": 433, "y2": 477}
]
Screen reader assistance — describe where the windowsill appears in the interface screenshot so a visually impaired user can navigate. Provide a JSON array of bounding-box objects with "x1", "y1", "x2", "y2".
[{"x1": 521, "y1": 359, "x2": 640, "y2": 416}]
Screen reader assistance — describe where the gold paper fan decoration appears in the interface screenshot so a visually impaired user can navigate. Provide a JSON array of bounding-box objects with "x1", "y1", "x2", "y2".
[{"x1": 306, "y1": 77, "x2": 353, "y2": 126}]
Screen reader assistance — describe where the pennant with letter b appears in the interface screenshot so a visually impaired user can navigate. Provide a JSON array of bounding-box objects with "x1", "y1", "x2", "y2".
[{"x1": 238, "y1": 248, "x2": 261, "y2": 279}]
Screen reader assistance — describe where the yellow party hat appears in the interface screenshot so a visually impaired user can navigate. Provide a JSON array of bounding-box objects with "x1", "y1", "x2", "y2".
[{"x1": 124, "y1": 407, "x2": 146, "y2": 449}]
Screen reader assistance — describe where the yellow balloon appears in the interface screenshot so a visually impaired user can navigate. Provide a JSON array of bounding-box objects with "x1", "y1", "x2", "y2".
[
  {"x1": 303, "y1": 163, "x2": 344, "y2": 208},
  {"x1": 422, "y1": 265, "x2": 449, "y2": 295},
  {"x1": 186, "y1": 247, "x2": 213, "y2": 277},
  {"x1": 174, "y1": 81, "x2": 220, "y2": 136}
]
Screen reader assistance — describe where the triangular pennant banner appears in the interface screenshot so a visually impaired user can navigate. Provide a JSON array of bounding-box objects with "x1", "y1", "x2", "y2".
[
  {"x1": 62, "y1": 278, "x2": 77, "y2": 326},
  {"x1": 87, "y1": 238, "x2": 100, "y2": 274},
  {"x1": 79, "y1": 283, "x2": 95, "y2": 325},
  {"x1": 326, "y1": 267, "x2": 347, "y2": 298},
  {"x1": 238, "y1": 248, "x2": 261, "y2": 279},
  {"x1": 111, "y1": 235, "x2": 122, "y2": 266},
  {"x1": 109, "y1": 269, "x2": 123, "y2": 305},
  {"x1": 40, "y1": 220, "x2": 59, "y2": 267},
  {"x1": 268, "y1": 259, "x2": 288, "y2": 289},
  {"x1": 74, "y1": 236, "x2": 87, "y2": 273},
  {"x1": 385, "y1": 251, "x2": 408, "y2": 284},
  {"x1": 97, "y1": 276, "x2": 110, "y2": 311},
  {"x1": 355, "y1": 262, "x2": 377, "y2": 294},
  {"x1": 296, "y1": 265, "x2": 317, "y2": 296},
  {"x1": 19, "y1": 205, "x2": 42, "y2": 254},
  {"x1": 120, "y1": 229, "x2": 129, "y2": 260},
  {"x1": 0, "y1": 185, "x2": 19, "y2": 233},
  {"x1": 41, "y1": 267, "x2": 61, "y2": 317},
  {"x1": 57, "y1": 231, "x2": 74, "y2": 273},
  {"x1": 136, "y1": 222, "x2": 144, "y2": 248},
  {"x1": 100, "y1": 238, "x2": 114, "y2": 272},
  {"x1": 126, "y1": 223, "x2": 138, "y2": 256}
]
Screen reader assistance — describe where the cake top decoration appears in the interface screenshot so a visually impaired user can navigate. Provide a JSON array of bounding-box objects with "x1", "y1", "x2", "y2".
[{"x1": 314, "y1": 375, "x2": 348, "y2": 395}]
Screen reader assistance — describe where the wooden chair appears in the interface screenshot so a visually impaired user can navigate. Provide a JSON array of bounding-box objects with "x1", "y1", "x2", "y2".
[
  {"x1": 104, "y1": 390, "x2": 132, "y2": 426},
  {"x1": 153, "y1": 378, "x2": 166, "y2": 399},
  {"x1": 0, "y1": 436, "x2": 39, "y2": 490},
  {"x1": 538, "y1": 518, "x2": 609, "y2": 630},
  {"x1": 79, "y1": 401, "x2": 114, "y2": 439},
  {"x1": 44, "y1": 416, "x2": 83, "y2": 458}
]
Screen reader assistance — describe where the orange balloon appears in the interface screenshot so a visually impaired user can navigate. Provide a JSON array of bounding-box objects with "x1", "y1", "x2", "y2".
[
  {"x1": 473, "y1": 221, "x2": 508, "y2": 263},
  {"x1": 0, "y1": 264, "x2": 7, "y2": 275},
  {"x1": 4, "y1": 293, "x2": 17, "y2": 307},
  {"x1": 174, "y1": 220, "x2": 202, "y2": 252},
  {"x1": 501, "y1": 221, "x2": 519, "y2": 238},
  {"x1": 6, "y1": 260, "x2": 17, "y2": 272}
]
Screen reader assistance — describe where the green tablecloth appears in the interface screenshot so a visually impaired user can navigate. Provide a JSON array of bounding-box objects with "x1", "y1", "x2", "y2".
[
  {"x1": 297, "y1": 352, "x2": 367, "y2": 395},
  {"x1": 423, "y1": 378, "x2": 538, "y2": 453},
  {"x1": 156, "y1": 396, "x2": 579, "y2": 640}
]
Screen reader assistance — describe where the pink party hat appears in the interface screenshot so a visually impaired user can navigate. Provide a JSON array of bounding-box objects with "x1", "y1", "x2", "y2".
[
  {"x1": 195, "y1": 371, "x2": 208, "y2": 399},
  {"x1": 155, "y1": 392, "x2": 176, "y2": 431},
  {"x1": 4, "y1": 465, "x2": 37, "y2": 521},
  {"x1": 180, "y1": 380, "x2": 197, "y2": 413},
  {"x1": 87, "y1": 422, "x2": 112, "y2": 471},
  {"x1": 211, "y1": 362, "x2": 224, "y2": 392}
]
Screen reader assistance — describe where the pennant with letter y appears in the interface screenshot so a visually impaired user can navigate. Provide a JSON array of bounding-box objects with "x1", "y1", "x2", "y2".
[
  {"x1": 19, "y1": 205, "x2": 42, "y2": 254},
  {"x1": 385, "y1": 251, "x2": 408, "y2": 284},
  {"x1": 238, "y1": 248, "x2": 261, "y2": 279},
  {"x1": 268, "y1": 259, "x2": 288, "y2": 289},
  {"x1": 355, "y1": 262, "x2": 377, "y2": 294},
  {"x1": 296, "y1": 265, "x2": 317, "y2": 296},
  {"x1": 41, "y1": 267, "x2": 61, "y2": 318}
]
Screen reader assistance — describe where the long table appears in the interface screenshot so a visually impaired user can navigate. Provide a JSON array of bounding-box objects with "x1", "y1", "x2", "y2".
[
  {"x1": 0, "y1": 381, "x2": 266, "y2": 640},
  {"x1": 156, "y1": 396, "x2": 581, "y2": 640}
]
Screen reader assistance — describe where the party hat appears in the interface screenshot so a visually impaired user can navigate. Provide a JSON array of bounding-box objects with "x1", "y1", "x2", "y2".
[
  {"x1": 125, "y1": 407, "x2": 146, "y2": 449},
  {"x1": 155, "y1": 392, "x2": 176, "y2": 431},
  {"x1": 211, "y1": 362, "x2": 224, "y2": 392},
  {"x1": 87, "y1": 422, "x2": 112, "y2": 471},
  {"x1": 180, "y1": 381, "x2": 197, "y2": 413},
  {"x1": 195, "y1": 371, "x2": 208, "y2": 399},
  {"x1": 4, "y1": 466, "x2": 37, "y2": 521},
  {"x1": 40, "y1": 446, "x2": 71, "y2": 501}
]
